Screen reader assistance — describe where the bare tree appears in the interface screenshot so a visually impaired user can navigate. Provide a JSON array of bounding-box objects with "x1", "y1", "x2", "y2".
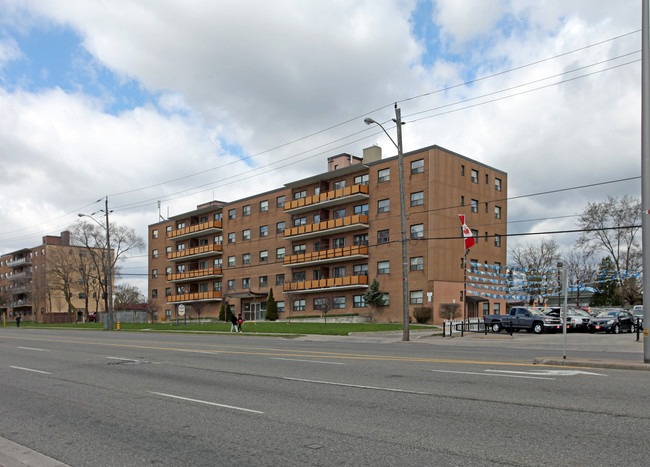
[
  {"x1": 509, "y1": 238, "x2": 561, "y2": 304},
  {"x1": 439, "y1": 303, "x2": 461, "y2": 321},
  {"x1": 192, "y1": 301, "x2": 208, "y2": 323},
  {"x1": 114, "y1": 283, "x2": 144, "y2": 307},
  {"x1": 46, "y1": 247, "x2": 81, "y2": 321},
  {"x1": 314, "y1": 295, "x2": 333, "y2": 324},
  {"x1": 562, "y1": 249, "x2": 598, "y2": 307},
  {"x1": 145, "y1": 301, "x2": 159, "y2": 323},
  {"x1": 575, "y1": 195, "x2": 641, "y2": 305}
]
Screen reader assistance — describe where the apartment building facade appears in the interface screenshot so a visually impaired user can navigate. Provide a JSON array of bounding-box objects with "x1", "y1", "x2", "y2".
[
  {"x1": 0, "y1": 231, "x2": 110, "y2": 322},
  {"x1": 147, "y1": 144, "x2": 508, "y2": 324}
]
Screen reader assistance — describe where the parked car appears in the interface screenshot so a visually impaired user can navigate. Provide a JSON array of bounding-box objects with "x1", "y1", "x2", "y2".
[
  {"x1": 544, "y1": 308, "x2": 592, "y2": 331},
  {"x1": 587, "y1": 309, "x2": 635, "y2": 334},
  {"x1": 484, "y1": 307, "x2": 561, "y2": 334}
]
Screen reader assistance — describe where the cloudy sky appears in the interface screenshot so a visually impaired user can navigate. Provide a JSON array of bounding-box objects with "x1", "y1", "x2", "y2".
[{"x1": 0, "y1": 0, "x2": 642, "y2": 292}]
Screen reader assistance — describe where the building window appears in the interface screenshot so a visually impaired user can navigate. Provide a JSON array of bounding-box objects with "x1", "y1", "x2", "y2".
[
  {"x1": 228, "y1": 208, "x2": 236, "y2": 219},
  {"x1": 377, "y1": 199, "x2": 390, "y2": 213},
  {"x1": 495, "y1": 178, "x2": 502, "y2": 191},
  {"x1": 243, "y1": 205, "x2": 251, "y2": 216},
  {"x1": 293, "y1": 271, "x2": 306, "y2": 282},
  {"x1": 294, "y1": 216, "x2": 307, "y2": 227},
  {"x1": 277, "y1": 195, "x2": 286, "y2": 208},
  {"x1": 228, "y1": 256, "x2": 236, "y2": 267},
  {"x1": 378, "y1": 168, "x2": 390, "y2": 182},
  {"x1": 471, "y1": 169, "x2": 478, "y2": 183},
  {"x1": 353, "y1": 233, "x2": 368, "y2": 246},
  {"x1": 242, "y1": 253, "x2": 250, "y2": 265},
  {"x1": 243, "y1": 229, "x2": 251, "y2": 241},
  {"x1": 333, "y1": 237, "x2": 345, "y2": 249},
  {"x1": 214, "y1": 212, "x2": 223, "y2": 221},
  {"x1": 152, "y1": 289, "x2": 158, "y2": 298},
  {"x1": 260, "y1": 200, "x2": 268, "y2": 212},
  {"x1": 381, "y1": 293, "x2": 389, "y2": 306},
  {"x1": 228, "y1": 232, "x2": 236, "y2": 243},
  {"x1": 410, "y1": 224, "x2": 424, "y2": 239},
  {"x1": 354, "y1": 174, "x2": 369, "y2": 185},
  {"x1": 333, "y1": 208, "x2": 345, "y2": 219},
  {"x1": 276, "y1": 247, "x2": 285, "y2": 259},
  {"x1": 354, "y1": 203, "x2": 368, "y2": 215},
  {"x1": 411, "y1": 159, "x2": 424, "y2": 174},
  {"x1": 377, "y1": 261, "x2": 390, "y2": 274},
  {"x1": 152, "y1": 249, "x2": 158, "y2": 258},
  {"x1": 227, "y1": 280, "x2": 235, "y2": 290},
  {"x1": 166, "y1": 225, "x2": 172, "y2": 235},
  {"x1": 494, "y1": 303, "x2": 501, "y2": 315},
  {"x1": 277, "y1": 301, "x2": 285, "y2": 314},
  {"x1": 214, "y1": 281, "x2": 222, "y2": 291},
  {"x1": 471, "y1": 199, "x2": 478, "y2": 213},
  {"x1": 353, "y1": 295, "x2": 367, "y2": 308},
  {"x1": 333, "y1": 297, "x2": 346, "y2": 309},
  {"x1": 276, "y1": 221, "x2": 285, "y2": 233},
  {"x1": 152, "y1": 229, "x2": 158, "y2": 239},
  {"x1": 332, "y1": 266, "x2": 345, "y2": 278},
  {"x1": 495, "y1": 206, "x2": 502, "y2": 219},
  {"x1": 313, "y1": 297, "x2": 327, "y2": 310},
  {"x1": 260, "y1": 250, "x2": 268, "y2": 262},
  {"x1": 276, "y1": 274, "x2": 285, "y2": 285},
  {"x1": 461, "y1": 164, "x2": 465, "y2": 176},
  {"x1": 377, "y1": 230, "x2": 390, "y2": 244},
  {"x1": 294, "y1": 190, "x2": 306, "y2": 199},
  {"x1": 259, "y1": 276, "x2": 268, "y2": 287},
  {"x1": 242, "y1": 278, "x2": 250, "y2": 289},
  {"x1": 461, "y1": 196, "x2": 465, "y2": 206},
  {"x1": 199, "y1": 283, "x2": 208, "y2": 293},
  {"x1": 410, "y1": 257, "x2": 423, "y2": 271},
  {"x1": 410, "y1": 290, "x2": 423, "y2": 304},
  {"x1": 333, "y1": 180, "x2": 346, "y2": 190},
  {"x1": 495, "y1": 234, "x2": 502, "y2": 247},
  {"x1": 293, "y1": 244, "x2": 306, "y2": 255},
  {"x1": 152, "y1": 269, "x2": 158, "y2": 278},
  {"x1": 410, "y1": 191, "x2": 424, "y2": 206},
  {"x1": 293, "y1": 299, "x2": 306, "y2": 312},
  {"x1": 165, "y1": 288, "x2": 171, "y2": 296},
  {"x1": 214, "y1": 235, "x2": 222, "y2": 245},
  {"x1": 260, "y1": 225, "x2": 268, "y2": 237},
  {"x1": 353, "y1": 264, "x2": 368, "y2": 276},
  {"x1": 166, "y1": 267, "x2": 172, "y2": 275}
]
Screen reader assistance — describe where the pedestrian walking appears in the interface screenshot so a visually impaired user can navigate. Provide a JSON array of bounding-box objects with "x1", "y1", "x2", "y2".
[
  {"x1": 230, "y1": 311, "x2": 238, "y2": 332},
  {"x1": 15, "y1": 315, "x2": 20, "y2": 327},
  {"x1": 238, "y1": 313, "x2": 243, "y2": 332}
]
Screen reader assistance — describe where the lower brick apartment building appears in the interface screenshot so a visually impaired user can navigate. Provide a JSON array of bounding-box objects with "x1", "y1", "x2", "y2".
[
  {"x1": 0, "y1": 231, "x2": 109, "y2": 323},
  {"x1": 147, "y1": 144, "x2": 508, "y2": 324}
]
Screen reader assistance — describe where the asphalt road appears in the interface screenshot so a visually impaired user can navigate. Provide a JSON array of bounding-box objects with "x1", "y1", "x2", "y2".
[{"x1": 1, "y1": 328, "x2": 649, "y2": 466}]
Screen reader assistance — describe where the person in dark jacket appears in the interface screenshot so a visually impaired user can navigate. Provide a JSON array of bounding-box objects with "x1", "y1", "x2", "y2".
[
  {"x1": 230, "y1": 312, "x2": 238, "y2": 332},
  {"x1": 16, "y1": 314, "x2": 21, "y2": 327},
  {"x1": 238, "y1": 313, "x2": 243, "y2": 332}
]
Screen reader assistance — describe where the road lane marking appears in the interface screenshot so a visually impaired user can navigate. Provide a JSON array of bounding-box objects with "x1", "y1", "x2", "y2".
[
  {"x1": 18, "y1": 346, "x2": 49, "y2": 351},
  {"x1": 270, "y1": 358, "x2": 344, "y2": 365},
  {"x1": 485, "y1": 369, "x2": 606, "y2": 377},
  {"x1": 430, "y1": 369, "x2": 555, "y2": 380},
  {"x1": 10, "y1": 366, "x2": 51, "y2": 375},
  {"x1": 149, "y1": 391, "x2": 263, "y2": 414},
  {"x1": 283, "y1": 377, "x2": 428, "y2": 394}
]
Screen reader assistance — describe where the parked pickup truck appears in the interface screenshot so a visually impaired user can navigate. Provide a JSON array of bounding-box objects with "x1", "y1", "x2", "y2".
[{"x1": 484, "y1": 307, "x2": 562, "y2": 334}]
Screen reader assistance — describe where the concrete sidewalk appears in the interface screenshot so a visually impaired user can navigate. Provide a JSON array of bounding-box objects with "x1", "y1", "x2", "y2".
[{"x1": 0, "y1": 436, "x2": 69, "y2": 467}]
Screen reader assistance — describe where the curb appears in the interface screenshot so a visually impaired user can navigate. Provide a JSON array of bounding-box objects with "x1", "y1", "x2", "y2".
[{"x1": 533, "y1": 357, "x2": 650, "y2": 371}]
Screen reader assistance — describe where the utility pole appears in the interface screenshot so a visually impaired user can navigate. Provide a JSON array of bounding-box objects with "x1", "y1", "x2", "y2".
[
  {"x1": 642, "y1": 0, "x2": 649, "y2": 362},
  {"x1": 105, "y1": 196, "x2": 114, "y2": 331},
  {"x1": 394, "y1": 105, "x2": 410, "y2": 341}
]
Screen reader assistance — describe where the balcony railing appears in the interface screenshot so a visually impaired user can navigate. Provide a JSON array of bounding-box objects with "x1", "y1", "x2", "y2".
[
  {"x1": 284, "y1": 214, "x2": 368, "y2": 240},
  {"x1": 167, "y1": 291, "x2": 222, "y2": 303},
  {"x1": 283, "y1": 274, "x2": 368, "y2": 293},
  {"x1": 167, "y1": 268, "x2": 223, "y2": 282},
  {"x1": 284, "y1": 245, "x2": 368, "y2": 267},
  {"x1": 168, "y1": 220, "x2": 222, "y2": 240},
  {"x1": 168, "y1": 243, "x2": 222, "y2": 261},
  {"x1": 6, "y1": 257, "x2": 31, "y2": 268},
  {"x1": 285, "y1": 184, "x2": 369, "y2": 214},
  {"x1": 7, "y1": 271, "x2": 32, "y2": 281}
]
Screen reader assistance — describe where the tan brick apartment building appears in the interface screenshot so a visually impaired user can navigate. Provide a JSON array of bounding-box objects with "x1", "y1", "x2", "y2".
[
  {"x1": 0, "y1": 231, "x2": 109, "y2": 322},
  {"x1": 147, "y1": 144, "x2": 507, "y2": 324}
]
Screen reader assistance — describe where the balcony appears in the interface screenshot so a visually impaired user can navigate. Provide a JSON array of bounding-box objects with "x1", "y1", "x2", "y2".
[
  {"x1": 167, "y1": 268, "x2": 223, "y2": 283},
  {"x1": 10, "y1": 299, "x2": 32, "y2": 308},
  {"x1": 284, "y1": 184, "x2": 369, "y2": 214},
  {"x1": 8, "y1": 285, "x2": 30, "y2": 295},
  {"x1": 168, "y1": 244, "x2": 222, "y2": 261},
  {"x1": 283, "y1": 274, "x2": 368, "y2": 294},
  {"x1": 284, "y1": 214, "x2": 369, "y2": 240},
  {"x1": 284, "y1": 245, "x2": 368, "y2": 267},
  {"x1": 7, "y1": 257, "x2": 31, "y2": 268},
  {"x1": 167, "y1": 291, "x2": 222, "y2": 304},
  {"x1": 168, "y1": 220, "x2": 222, "y2": 240},
  {"x1": 7, "y1": 271, "x2": 32, "y2": 281}
]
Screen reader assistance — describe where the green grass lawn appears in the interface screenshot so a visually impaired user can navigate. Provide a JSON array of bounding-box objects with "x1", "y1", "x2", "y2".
[{"x1": 9, "y1": 320, "x2": 437, "y2": 336}]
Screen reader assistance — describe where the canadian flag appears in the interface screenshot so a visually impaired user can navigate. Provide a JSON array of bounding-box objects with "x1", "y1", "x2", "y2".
[{"x1": 459, "y1": 214, "x2": 475, "y2": 250}]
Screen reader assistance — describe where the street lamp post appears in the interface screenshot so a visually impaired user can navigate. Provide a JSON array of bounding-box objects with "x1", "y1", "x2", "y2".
[
  {"x1": 79, "y1": 196, "x2": 114, "y2": 330},
  {"x1": 365, "y1": 104, "x2": 410, "y2": 341}
]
